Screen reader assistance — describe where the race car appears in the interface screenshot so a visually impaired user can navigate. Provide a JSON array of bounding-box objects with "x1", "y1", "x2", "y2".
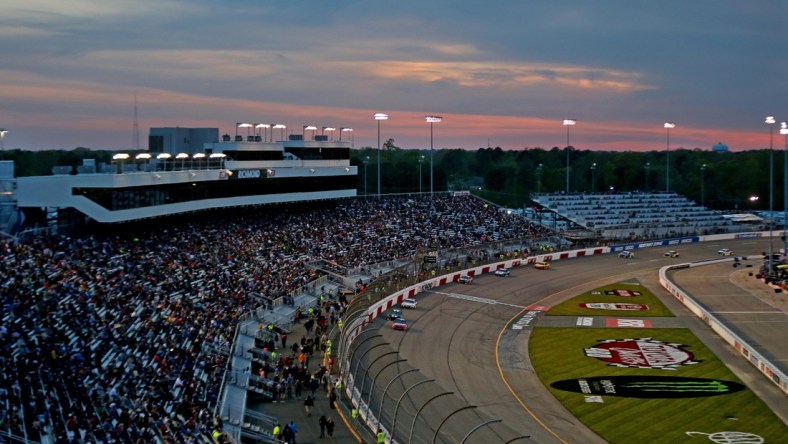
[
  {"x1": 619, "y1": 251, "x2": 635, "y2": 259},
  {"x1": 458, "y1": 275, "x2": 473, "y2": 284},
  {"x1": 664, "y1": 250, "x2": 680, "y2": 258},
  {"x1": 534, "y1": 261, "x2": 551, "y2": 270},
  {"x1": 494, "y1": 268, "x2": 511, "y2": 277},
  {"x1": 718, "y1": 248, "x2": 733, "y2": 256},
  {"x1": 388, "y1": 308, "x2": 403, "y2": 320},
  {"x1": 392, "y1": 318, "x2": 408, "y2": 331},
  {"x1": 401, "y1": 299, "x2": 417, "y2": 309}
]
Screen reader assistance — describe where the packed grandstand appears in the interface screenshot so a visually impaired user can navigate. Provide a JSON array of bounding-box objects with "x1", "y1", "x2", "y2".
[{"x1": 0, "y1": 194, "x2": 555, "y2": 444}]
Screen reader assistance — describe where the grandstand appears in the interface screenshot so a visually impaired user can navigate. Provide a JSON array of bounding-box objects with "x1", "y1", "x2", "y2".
[
  {"x1": 532, "y1": 192, "x2": 762, "y2": 240},
  {"x1": 0, "y1": 194, "x2": 554, "y2": 443}
]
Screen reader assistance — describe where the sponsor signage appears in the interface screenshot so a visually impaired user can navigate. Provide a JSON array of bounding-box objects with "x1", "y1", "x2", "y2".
[
  {"x1": 236, "y1": 169, "x2": 262, "y2": 179},
  {"x1": 584, "y1": 338, "x2": 699, "y2": 369},
  {"x1": 606, "y1": 318, "x2": 653, "y2": 328},
  {"x1": 551, "y1": 376, "x2": 745, "y2": 398},
  {"x1": 604, "y1": 289, "x2": 642, "y2": 297},
  {"x1": 512, "y1": 310, "x2": 541, "y2": 330},
  {"x1": 581, "y1": 303, "x2": 649, "y2": 311}
]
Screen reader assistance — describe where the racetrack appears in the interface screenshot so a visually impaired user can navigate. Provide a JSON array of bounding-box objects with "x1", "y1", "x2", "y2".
[{"x1": 374, "y1": 237, "x2": 788, "y2": 443}]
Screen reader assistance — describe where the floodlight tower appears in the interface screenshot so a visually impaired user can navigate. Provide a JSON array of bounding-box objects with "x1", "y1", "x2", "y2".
[
  {"x1": 563, "y1": 119, "x2": 576, "y2": 193},
  {"x1": 425, "y1": 115, "x2": 442, "y2": 195}
]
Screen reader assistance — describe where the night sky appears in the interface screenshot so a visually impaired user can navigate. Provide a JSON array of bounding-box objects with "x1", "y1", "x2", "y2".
[{"x1": 0, "y1": 0, "x2": 786, "y2": 152}]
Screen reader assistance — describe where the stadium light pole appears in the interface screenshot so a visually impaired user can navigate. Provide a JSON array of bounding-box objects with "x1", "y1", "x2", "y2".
[
  {"x1": 700, "y1": 164, "x2": 707, "y2": 207},
  {"x1": 644, "y1": 162, "x2": 651, "y2": 191},
  {"x1": 340, "y1": 127, "x2": 353, "y2": 147},
  {"x1": 781, "y1": 121, "x2": 788, "y2": 257},
  {"x1": 273, "y1": 124, "x2": 286, "y2": 141},
  {"x1": 426, "y1": 116, "x2": 442, "y2": 195},
  {"x1": 536, "y1": 163, "x2": 543, "y2": 194},
  {"x1": 590, "y1": 162, "x2": 597, "y2": 193},
  {"x1": 766, "y1": 116, "x2": 776, "y2": 272},
  {"x1": 563, "y1": 119, "x2": 576, "y2": 193},
  {"x1": 418, "y1": 155, "x2": 425, "y2": 194},
  {"x1": 0, "y1": 128, "x2": 7, "y2": 160},
  {"x1": 363, "y1": 155, "x2": 370, "y2": 196},
  {"x1": 255, "y1": 123, "x2": 270, "y2": 142},
  {"x1": 664, "y1": 122, "x2": 676, "y2": 193},
  {"x1": 374, "y1": 113, "x2": 388, "y2": 196}
]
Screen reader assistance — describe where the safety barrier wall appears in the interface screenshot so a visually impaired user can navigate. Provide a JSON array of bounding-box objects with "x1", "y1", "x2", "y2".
[{"x1": 659, "y1": 259, "x2": 787, "y2": 395}]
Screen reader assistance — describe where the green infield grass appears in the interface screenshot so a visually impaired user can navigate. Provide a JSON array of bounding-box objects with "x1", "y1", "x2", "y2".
[
  {"x1": 546, "y1": 281, "x2": 673, "y2": 317},
  {"x1": 529, "y1": 327, "x2": 786, "y2": 443}
]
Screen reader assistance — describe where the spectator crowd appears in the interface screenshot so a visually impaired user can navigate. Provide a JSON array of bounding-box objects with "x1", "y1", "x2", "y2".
[{"x1": 0, "y1": 194, "x2": 552, "y2": 443}]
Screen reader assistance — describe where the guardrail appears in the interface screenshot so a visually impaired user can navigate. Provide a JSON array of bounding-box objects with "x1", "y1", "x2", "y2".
[{"x1": 659, "y1": 259, "x2": 787, "y2": 395}]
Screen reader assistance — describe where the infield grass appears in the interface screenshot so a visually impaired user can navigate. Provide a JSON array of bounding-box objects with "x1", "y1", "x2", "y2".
[
  {"x1": 546, "y1": 281, "x2": 673, "y2": 317},
  {"x1": 529, "y1": 327, "x2": 786, "y2": 443}
]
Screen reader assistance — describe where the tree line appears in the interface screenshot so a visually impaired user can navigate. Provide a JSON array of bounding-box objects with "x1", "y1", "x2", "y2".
[{"x1": 2, "y1": 145, "x2": 780, "y2": 212}]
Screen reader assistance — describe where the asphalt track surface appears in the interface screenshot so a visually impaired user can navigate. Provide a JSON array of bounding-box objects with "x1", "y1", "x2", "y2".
[{"x1": 375, "y1": 238, "x2": 788, "y2": 443}]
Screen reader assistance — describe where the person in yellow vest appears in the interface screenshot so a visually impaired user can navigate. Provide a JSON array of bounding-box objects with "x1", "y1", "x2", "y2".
[
  {"x1": 351, "y1": 407, "x2": 359, "y2": 421},
  {"x1": 377, "y1": 429, "x2": 386, "y2": 443},
  {"x1": 272, "y1": 423, "x2": 281, "y2": 441},
  {"x1": 338, "y1": 319, "x2": 343, "y2": 329},
  {"x1": 212, "y1": 429, "x2": 222, "y2": 442}
]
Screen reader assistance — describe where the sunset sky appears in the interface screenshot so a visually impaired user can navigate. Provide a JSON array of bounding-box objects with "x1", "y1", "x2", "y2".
[{"x1": 0, "y1": 0, "x2": 786, "y2": 152}]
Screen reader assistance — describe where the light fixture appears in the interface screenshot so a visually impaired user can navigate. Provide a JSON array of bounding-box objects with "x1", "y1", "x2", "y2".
[
  {"x1": 374, "y1": 113, "x2": 389, "y2": 195},
  {"x1": 563, "y1": 119, "x2": 577, "y2": 193},
  {"x1": 135, "y1": 153, "x2": 152, "y2": 160},
  {"x1": 273, "y1": 124, "x2": 286, "y2": 141},
  {"x1": 156, "y1": 153, "x2": 172, "y2": 160},
  {"x1": 664, "y1": 122, "x2": 676, "y2": 192},
  {"x1": 255, "y1": 123, "x2": 270, "y2": 142},
  {"x1": 425, "y1": 116, "x2": 442, "y2": 195},
  {"x1": 112, "y1": 153, "x2": 130, "y2": 160}
]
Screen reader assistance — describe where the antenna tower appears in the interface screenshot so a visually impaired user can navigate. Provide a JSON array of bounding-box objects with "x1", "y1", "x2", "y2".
[{"x1": 132, "y1": 93, "x2": 140, "y2": 150}]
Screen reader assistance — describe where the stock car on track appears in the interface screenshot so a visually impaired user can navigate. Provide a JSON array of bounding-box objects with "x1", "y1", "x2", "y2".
[
  {"x1": 718, "y1": 248, "x2": 733, "y2": 256},
  {"x1": 619, "y1": 251, "x2": 635, "y2": 259},
  {"x1": 401, "y1": 299, "x2": 417, "y2": 309},
  {"x1": 534, "y1": 261, "x2": 551, "y2": 270},
  {"x1": 388, "y1": 308, "x2": 403, "y2": 320},
  {"x1": 664, "y1": 250, "x2": 681, "y2": 258},
  {"x1": 392, "y1": 318, "x2": 408, "y2": 331},
  {"x1": 494, "y1": 268, "x2": 511, "y2": 277},
  {"x1": 458, "y1": 275, "x2": 474, "y2": 284}
]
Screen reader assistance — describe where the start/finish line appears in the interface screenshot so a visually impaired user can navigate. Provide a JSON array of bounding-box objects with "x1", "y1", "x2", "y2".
[{"x1": 427, "y1": 290, "x2": 526, "y2": 309}]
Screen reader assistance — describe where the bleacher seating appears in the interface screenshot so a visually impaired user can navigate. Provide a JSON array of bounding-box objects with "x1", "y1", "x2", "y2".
[{"x1": 533, "y1": 192, "x2": 747, "y2": 239}]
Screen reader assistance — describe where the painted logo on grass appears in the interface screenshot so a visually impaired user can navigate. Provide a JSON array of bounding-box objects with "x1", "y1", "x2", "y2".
[
  {"x1": 551, "y1": 376, "x2": 745, "y2": 398},
  {"x1": 584, "y1": 337, "x2": 699, "y2": 369},
  {"x1": 686, "y1": 431, "x2": 764, "y2": 443},
  {"x1": 605, "y1": 289, "x2": 642, "y2": 297},
  {"x1": 580, "y1": 303, "x2": 649, "y2": 311}
]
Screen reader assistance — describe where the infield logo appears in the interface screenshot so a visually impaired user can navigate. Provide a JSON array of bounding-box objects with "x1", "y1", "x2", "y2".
[
  {"x1": 580, "y1": 303, "x2": 649, "y2": 311},
  {"x1": 604, "y1": 289, "x2": 642, "y2": 297},
  {"x1": 552, "y1": 376, "x2": 744, "y2": 398},
  {"x1": 584, "y1": 338, "x2": 699, "y2": 369}
]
